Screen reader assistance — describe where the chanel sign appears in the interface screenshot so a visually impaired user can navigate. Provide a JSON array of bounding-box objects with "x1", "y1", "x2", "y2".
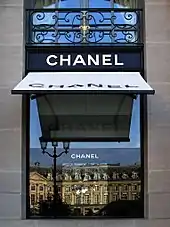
[
  {"x1": 27, "y1": 47, "x2": 142, "y2": 71},
  {"x1": 46, "y1": 54, "x2": 124, "y2": 67}
]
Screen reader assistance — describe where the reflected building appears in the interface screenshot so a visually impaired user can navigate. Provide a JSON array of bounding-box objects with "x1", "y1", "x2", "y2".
[{"x1": 30, "y1": 163, "x2": 141, "y2": 216}]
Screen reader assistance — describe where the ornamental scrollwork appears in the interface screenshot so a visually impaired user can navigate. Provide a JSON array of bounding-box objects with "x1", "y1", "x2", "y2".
[{"x1": 27, "y1": 9, "x2": 142, "y2": 44}]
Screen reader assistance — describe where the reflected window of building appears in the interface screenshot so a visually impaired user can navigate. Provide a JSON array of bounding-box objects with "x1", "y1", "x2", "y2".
[
  {"x1": 113, "y1": 185, "x2": 118, "y2": 191},
  {"x1": 132, "y1": 194, "x2": 137, "y2": 200},
  {"x1": 39, "y1": 195, "x2": 43, "y2": 202},
  {"x1": 31, "y1": 185, "x2": 35, "y2": 191},
  {"x1": 65, "y1": 186, "x2": 71, "y2": 192},
  {"x1": 48, "y1": 186, "x2": 52, "y2": 192},
  {"x1": 103, "y1": 195, "x2": 108, "y2": 204},
  {"x1": 39, "y1": 186, "x2": 43, "y2": 191},
  {"x1": 84, "y1": 195, "x2": 90, "y2": 204},
  {"x1": 112, "y1": 194, "x2": 118, "y2": 201},
  {"x1": 65, "y1": 195, "x2": 71, "y2": 204},
  {"x1": 123, "y1": 185, "x2": 128, "y2": 191},
  {"x1": 103, "y1": 185, "x2": 108, "y2": 191},
  {"x1": 94, "y1": 194, "x2": 100, "y2": 204},
  {"x1": 58, "y1": 186, "x2": 61, "y2": 192},
  {"x1": 95, "y1": 185, "x2": 99, "y2": 191},
  {"x1": 75, "y1": 195, "x2": 81, "y2": 205},
  {"x1": 31, "y1": 194, "x2": 35, "y2": 205},
  {"x1": 121, "y1": 193, "x2": 128, "y2": 200},
  {"x1": 132, "y1": 184, "x2": 138, "y2": 191}
]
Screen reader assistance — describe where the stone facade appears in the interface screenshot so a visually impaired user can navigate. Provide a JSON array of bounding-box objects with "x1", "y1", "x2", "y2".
[{"x1": 0, "y1": 0, "x2": 170, "y2": 226}]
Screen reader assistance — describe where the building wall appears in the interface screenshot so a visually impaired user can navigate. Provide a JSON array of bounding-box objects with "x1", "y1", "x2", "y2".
[
  {"x1": 145, "y1": 0, "x2": 170, "y2": 219},
  {"x1": 0, "y1": 0, "x2": 23, "y2": 219},
  {"x1": 0, "y1": 0, "x2": 170, "y2": 226}
]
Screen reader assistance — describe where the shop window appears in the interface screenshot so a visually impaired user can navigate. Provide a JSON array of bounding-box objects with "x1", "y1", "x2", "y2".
[{"x1": 29, "y1": 95, "x2": 143, "y2": 218}]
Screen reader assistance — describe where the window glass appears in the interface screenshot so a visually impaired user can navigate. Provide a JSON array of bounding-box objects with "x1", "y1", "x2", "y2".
[
  {"x1": 29, "y1": 96, "x2": 143, "y2": 218},
  {"x1": 30, "y1": 0, "x2": 139, "y2": 44}
]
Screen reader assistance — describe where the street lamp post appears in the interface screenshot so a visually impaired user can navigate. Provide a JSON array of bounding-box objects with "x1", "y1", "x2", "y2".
[{"x1": 39, "y1": 137, "x2": 70, "y2": 217}]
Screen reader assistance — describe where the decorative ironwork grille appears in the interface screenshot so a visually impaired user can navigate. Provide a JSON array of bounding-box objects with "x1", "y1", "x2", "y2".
[{"x1": 26, "y1": 8, "x2": 143, "y2": 45}]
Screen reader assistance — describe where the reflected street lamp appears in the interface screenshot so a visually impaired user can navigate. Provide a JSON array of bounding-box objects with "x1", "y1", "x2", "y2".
[{"x1": 39, "y1": 137, "x2": 70, "y2": 217}]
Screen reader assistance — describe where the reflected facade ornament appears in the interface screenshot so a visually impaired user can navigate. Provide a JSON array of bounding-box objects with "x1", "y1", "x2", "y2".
[
  {"x1": 75, "y1": 170, "x2": 81, "y2": 180},
  {"x1": 64, "y1": 172, "x2": 72, "y2": 181},
  {"x1": 84, "y1": 172, "x2": 91, "y2": 181},
  {"x1": 131, "y1": 171, "x2": 138, "y2": 180},
  {"x1": 122, "y1": 172, "x2": 129, "y2": 180},
  {"x1": 103, "y1": 172, "x2": 108, "y2": 180}
]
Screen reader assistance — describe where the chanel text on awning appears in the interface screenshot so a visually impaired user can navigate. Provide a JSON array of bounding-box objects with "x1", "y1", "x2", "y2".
[{"x1": 29, "y1": 83, "x2": 139, "y2": 89}]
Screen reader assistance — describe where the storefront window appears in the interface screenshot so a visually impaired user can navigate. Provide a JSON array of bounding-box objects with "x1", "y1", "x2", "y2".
[{"x1": 29, "y1": 95, "x2": 143, "y2": 218}]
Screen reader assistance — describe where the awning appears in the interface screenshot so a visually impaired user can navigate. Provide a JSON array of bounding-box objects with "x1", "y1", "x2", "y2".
[{"x1": 12, "y1": 72, "x2": 154, "y2": 95}]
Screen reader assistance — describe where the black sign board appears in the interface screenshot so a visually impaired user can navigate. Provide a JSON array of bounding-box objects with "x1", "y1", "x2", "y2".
[{"x1": 26, "y1": 46, "x2": 143, "y2": 72}]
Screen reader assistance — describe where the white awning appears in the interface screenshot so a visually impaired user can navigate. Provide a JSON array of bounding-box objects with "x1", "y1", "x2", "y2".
[{"x1": 11, "y1": 72, "x2": 154, "y2": 95}]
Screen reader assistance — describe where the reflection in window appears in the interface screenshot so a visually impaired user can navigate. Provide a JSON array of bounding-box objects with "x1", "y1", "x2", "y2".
[
  {"x1": 103, "y1": 195, "x2": 108, "y2": 204},
  {"x1": 48, "y1": 186, "x2": 52, "y2": 192},
  {"x1": 58, "y1": 186, "x2": 61, "y2": 192},
  {"x1": 39, "y1": 194, "x2": 43, "y2": 202},
  {"x1": 31, "y1": 194, "x2": 35, "y2": 205},
  {"x1": 31, "y1": 185, "x2": 35, "y2": 191},
  {"x1": 65, "y1": 186, "x2": 71, "y2": 192},
  {"x1": 132, "y1": 184, "x2": 138, "y2": 191},
  {"x1": 65, "y1": 195, "x2": 71, "y2": 204},
  {"x1": 75, "y1": 195, "x2": 81, "y2": 205},
  {"x1": 103, "y1": 185, "x2": 108, "y2": 191},
  {"x1": 39, "y1": 186, "x2": 43, "y2": 191},
  {"x1": 121, "y1": 193, "x2": 128, "y2": 200},
  {"x1": 84, "y1": 195, "x2": 90, "y2": 204},
  {"x1": 29, "y1": 95, "x2": 143, "y2": 218},
  {"x1": 113, "y1": 185, "x2": 118, "y2": 191},
  {"x1": 94, "y1": 195, "x2": 100, "y2": 204}
]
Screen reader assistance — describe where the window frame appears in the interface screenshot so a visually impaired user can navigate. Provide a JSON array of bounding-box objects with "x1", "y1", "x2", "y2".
[{"x1": 24, "y1": 0, "x2": 145, "y2": 217}]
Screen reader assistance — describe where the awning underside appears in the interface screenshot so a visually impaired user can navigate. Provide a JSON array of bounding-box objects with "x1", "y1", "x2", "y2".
[
  {"x1": 36, "y1": 94, "x2": 133, "y2": 142},
  {"x1": 12, "y1": 72, "x2": 154, "y2": 95}
]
